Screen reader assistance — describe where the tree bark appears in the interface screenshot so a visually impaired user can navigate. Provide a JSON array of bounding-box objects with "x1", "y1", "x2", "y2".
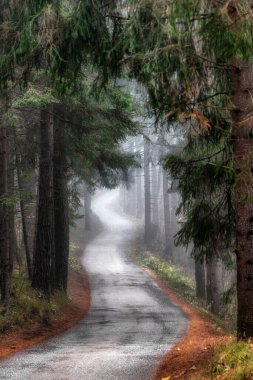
[
  {"x1": 144, "y1": 139, "x2": 152, "y2": 248},
  {"x1": 231, "y1": 59, "x2": 253, "y2": 337},
  {"x1": 0, "y1": 126, "x2": 10, "y2": 314},
  {"x1": 210, "y1": 0, "x2": 253, "y2": 338},
  {"x1": 0, "y1": 0, "x2": 12, "y2": 315},
  {"x1": 151, "y1": 164, "x2": 159, "y2": 228},
  {"x1": 84, "y1": 182, "x2": 91, "y2": 231},
  {"x1": 193, "y1": 248, "x2": 206, "y2": 300},
  {"x1": 7, "y1": 130, "x2": 15, "y2": 276},
  {"x1": 32, "y1": 105, "x2": 55, "y2": 296},
  {"x1": 206, "y1": 255, "x2": 223, "y2": 315},
  {"x1": 162, "y1": 168, "x2": 173, "y2": 260},
  {"x1": 16, "y1": 154, "x2": 33, "y2": 279},
  {"x1": 136, "y1": 168, "x2": 143, "y2": 219},
  {"x1": 53, "y1": 104, "x2": 69, "y2": 292}
]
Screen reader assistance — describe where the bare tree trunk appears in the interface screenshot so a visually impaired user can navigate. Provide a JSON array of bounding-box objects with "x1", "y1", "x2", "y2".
[
  {"x1": 16, "y1": 154, "x2": 33, "y2": 279},
  {"x1": 136, "y1": 168, "x2": 143, "y2": 219},
  {"x1": 210, "y1": 0, "x2": 253, "y2": 340},
  {"x1": 0, "y1": 0, "x2": 11, "y2": 315},
  {"x1": 206, "y1": 256, "x2": 223, "y2": 315},
  {"x1": 151, "y1": 164, "x2": 159, "y2": 228},
  {"x1": 0, "y1": 126, "x2": 10, "y2": 314},
  {"x1": 84, "y1": 182, "x2": 91, "y2": 231},
  {"x1": 7, "y1": 130, "x2": 15, "y2": 276},
  {"x1": 54, "y1": 105, "x2": 69, "y2": 292},
  {"x1": 232, "y1": 60, "x2": 253, "y2": 337},
  {"x1": 162, "y1": 168, "x2": 173, "y2": 260},
  {"x1": 195, "y1": 258, "x2": 206, "y2": 300},
  {"x1": 32, "y1": 105, "x2": 55, "y2": 296},
  {"x1": 144, "y1": 140, "x2": 152, "y2": 248}
]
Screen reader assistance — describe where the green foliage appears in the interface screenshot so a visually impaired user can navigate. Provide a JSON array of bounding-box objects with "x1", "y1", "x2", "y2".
[
  {"x1": 164, "y1": 133, "x2": 235, "y2": 261},
  {"x1": 63, "y1": 79, "x2": 140, "y2": 189},
  {"x1": 205, "y1": 341, "x2": 253, "y2": 379},
  {"x1": 0, "y1": 0, "x2": 124, "y2": 91},
  {"x1": 13, "y1": 87, "x2": 59, "y2": 107},
  {"x1": 0, "y1": 186, "x2": 34, "y2": 210},
  {"x1": 134, "y1": 248, "x2": 197, "y2": 305}
]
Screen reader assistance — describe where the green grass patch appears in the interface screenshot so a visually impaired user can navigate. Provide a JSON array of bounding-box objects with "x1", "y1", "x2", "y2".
[
  {"x1": 0, "y1": 241, "x2": 84, "y2": 335},
  {"x1": 204, "y1": 341, "x2": 253, "y2": 379},
  {"x1": 134, "y1": 248, "x2": 203, "y2": 308},
  {"x1": 0, "y1": 275, "x2": 70, "y2": 334}
]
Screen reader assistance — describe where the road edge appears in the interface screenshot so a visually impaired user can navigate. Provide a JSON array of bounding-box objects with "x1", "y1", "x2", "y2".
[{"x1": 142, "y1": 268, "x2": 229, "y2": 380}]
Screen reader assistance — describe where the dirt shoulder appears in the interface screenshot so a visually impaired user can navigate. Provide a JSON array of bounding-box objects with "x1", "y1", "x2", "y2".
[
  {"x1": 143, "y1": 270, "x2": 232, "y2": 380},
  {"x1": 0, "y1": 266, "x2": 90, "y2": 360}
]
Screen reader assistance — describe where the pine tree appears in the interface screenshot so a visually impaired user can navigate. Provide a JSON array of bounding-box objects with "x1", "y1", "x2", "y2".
[{"x1": 123, "y1": 0, "x2": 253, "y2": 334}]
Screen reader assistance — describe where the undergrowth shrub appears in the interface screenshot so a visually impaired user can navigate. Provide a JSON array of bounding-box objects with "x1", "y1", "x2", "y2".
[
  {"x1": 0, "y1": 275, "x2": 70, "y2": 334},
  {"x1": 205, "y1": 341, "x2": 253, "y2": 379}
]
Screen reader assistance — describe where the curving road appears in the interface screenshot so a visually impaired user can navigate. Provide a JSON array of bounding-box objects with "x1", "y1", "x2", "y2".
[{"x1": 0, "y1": 190, "x2": 187, "y2": 380}]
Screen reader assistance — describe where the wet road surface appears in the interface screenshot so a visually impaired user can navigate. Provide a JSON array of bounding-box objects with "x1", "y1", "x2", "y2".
[{"x1": 0, "y1": 190, "x2": 187, "y2": 380}]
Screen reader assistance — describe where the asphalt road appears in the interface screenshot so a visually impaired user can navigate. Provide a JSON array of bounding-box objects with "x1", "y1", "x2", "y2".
[{"x1": 0, "y1": 190, "x2": 187, "y2": 380}]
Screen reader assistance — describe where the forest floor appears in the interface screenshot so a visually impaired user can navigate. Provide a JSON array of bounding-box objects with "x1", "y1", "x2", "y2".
[
  {"x1": 0, "y1": 254, "x2": 90, "y2": 360},
  {"x1": 0, "y1": 213, "x2": 103, "y2": 361}
]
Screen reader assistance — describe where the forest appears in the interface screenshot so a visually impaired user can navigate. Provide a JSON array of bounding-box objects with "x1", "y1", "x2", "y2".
[{"x1": 1, "y1": 1, "x2": 253, "y2": 380}]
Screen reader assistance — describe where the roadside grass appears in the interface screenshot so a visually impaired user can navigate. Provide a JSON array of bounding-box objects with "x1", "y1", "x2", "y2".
[
  {"x1": 133, "y1": 247, "x2": 207, "y2": 314},
  {"x1": 0, "y1": 242, "x2": 82, "y2": 335},
  {"x1": 133, "y1": 245, "x2": 236, "y2": 330},
  {"x1": 203, "y1": 341, "x2": 253, "y2": 379}
]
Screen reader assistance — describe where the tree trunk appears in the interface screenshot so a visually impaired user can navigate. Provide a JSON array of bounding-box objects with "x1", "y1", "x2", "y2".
[
  {"x1": 16, "y1": 154, "x2": 33, "y2": 279},
  {"x1": 14, "y1": 119, "x2": 37, "y2": 280},
  {"x1": 32, "y1": 105, "x2": 55, "y2": 296},
  {"x1": 162, "y1": 168, "x2": 173, "y2": 260},
  {"x1": 0, "y1": 0, "x2": 11, "y2": 315},
  {"x1": 53, "y1": 105, "x2": 69, "y2": 292},
  {"x1": 84, "y1": 182, "x2": 91, "y2": 231},
  {"x1": 151, "y1": 164, "x2": 159, "y2": 228},
  {"x1": 206, "y1": 255, "x2": 223, "y2": 315},
  {"x1": 0, "y1": 126, "x2": 10, "y2": 314},
  {"x1": 210, "y1": 0, "x2": 253, "y2": 339},
  {"x1": 231, "y1": 59, "x2": 253, "y2": 338},
  {"x1": 193, "y1": 248, "x2": 206, "y2": 300},
  {"x1": 7, "y1": 130, "x2": 15, "y2": 276},
  {"x1": 136, "y1": 168, "x2": 143, "y2": 219},
  {"x1": 144, "y1": 140, "x2": 152, "y2": 248}
]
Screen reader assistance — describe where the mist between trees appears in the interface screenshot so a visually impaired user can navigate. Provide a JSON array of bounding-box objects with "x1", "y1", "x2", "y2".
[
  {"x1": 0, "y1": 0, "x2": 253, "y2": 340},
  {"x1": 118, "y1": 79, "x2": 236, "y2": 322}
]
